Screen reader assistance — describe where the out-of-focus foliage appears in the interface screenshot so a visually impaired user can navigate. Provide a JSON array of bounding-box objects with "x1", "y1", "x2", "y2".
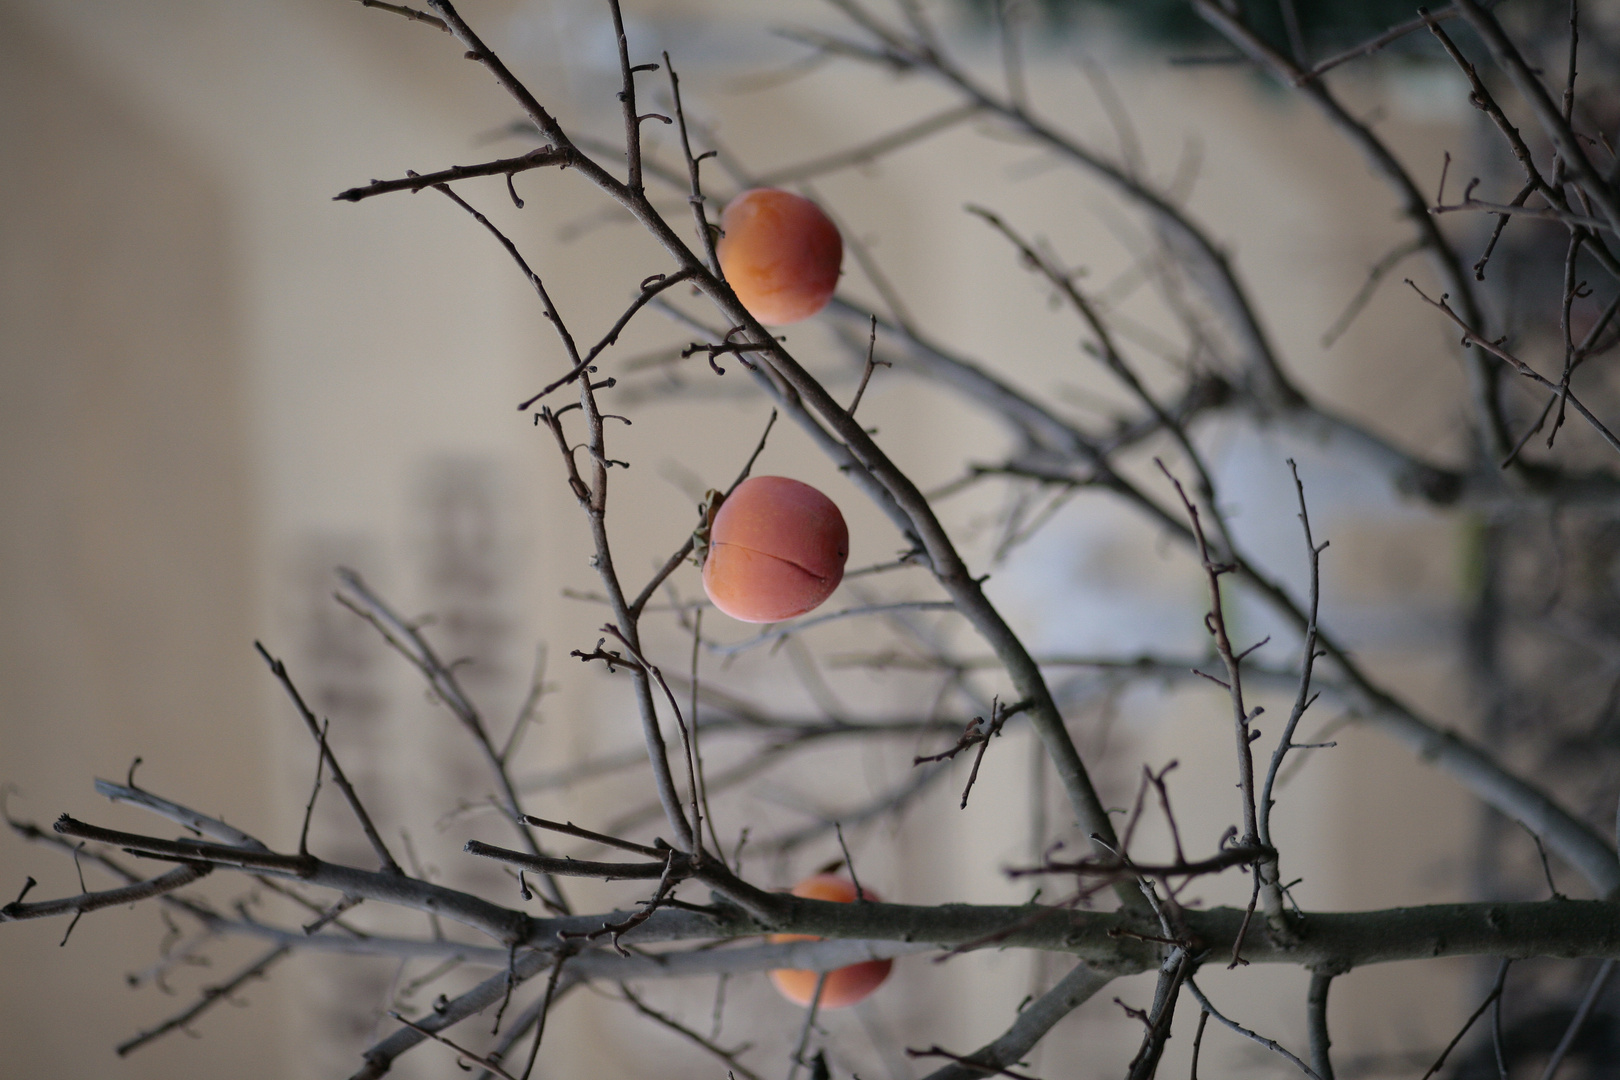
[{"x1": 960, "y1": 0, "x2": 1450, "y2": 50}]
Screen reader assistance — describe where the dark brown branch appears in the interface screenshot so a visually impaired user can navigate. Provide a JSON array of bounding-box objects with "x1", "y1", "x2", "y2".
[
  {"x1": 519, "y1": 816, "x2": 663, "y2": 858},
  {"x1": 664, "y1": 52, "x2": 723, "y2": 278},
  {"x1": 425, "y1": 1, "x2": 597, "y2": 191},
  {"x1": 1548, "y1": 229, "x2": 1588, "y2": 448},
  {"x1": 256, "y1": 641, "x2": 402, "y2": 874},
  {"x1": 386, "y1": 1011, "x2": 521, "y2": 1080},
  {"x1": 1407, "y1": 281, "x2": 1620, "y2": 456},
  {"x1": 1454, "y1": 0, "x2": 1620, "y2": 237},
  {"x1": 1257, "y1": 461, "x2": 1327, "y2": 911},
  {"x1": 628, "y1": 407, "x2": 775, "y2": 619},
  {"x1": 513, "y1": 953, "x2": 568, "y2": 1080},
  {"x1": 335, "y1": 147, "x2": 573, "y2": 202},
  {"x1": 516, "y1": 268, "x2": 696, "y2": 411},
  {"x1": 1009, "y1": 843, "x2": 1273, "y2": 882},
  {"x1": 465, "y1": 840, "x2": 675, "y2": 881},
  {"x1": 912, "y1": 699, "x2": 1027, "y2": 809},
  {"x1": 53, "y1": 815, "x2": 532, "y2": 945},
  {"x1": 846, "y1": 315, "x2": 887, "y2": 417},
  {"x1": 24, "y1": 800, "x2": 1620, "y2": 977},
  {"x1": 597, "y1": 624, "x2": 707, "y2": 858},
  {"x1": 1474, "y1": 181, "x2": 1536, "y2": 281},
  {"x1": 1431, "y1": 197, "x2": 1612, "y2": 233},
  {"x1": 1190, "y1": 1009, "x2": 1211, "y2": 1079},
  {"x1": 454, "y1": 157, "x2": 701, "y2": 858},
  {"x1": 1420, "y1": 13, "x2": 1620, "y2": 295},
  {"x1": 1158, "y1": 462, "x2": 1291, "y2": 940},
  {"x1": 605, "y1": 0, "x2": 648, "y2": 196},
  {"x1": 467, "y1": 985, "x2": 564, "y2": 1080}
]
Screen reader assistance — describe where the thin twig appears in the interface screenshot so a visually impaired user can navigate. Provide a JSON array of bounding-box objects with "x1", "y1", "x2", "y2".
[
  {"x1": 1537, "y1": 959, "x2": 1614, "y2": 1080},
  {"x1": 629, "y1": 408, "x2": 776, "y2": 619},
  {"x1": 1407, "y1": 281, "x2": 1620, "y2": 456},
  {"x1": 255, "y1": 642, "x2": 401, "y2": 874},
  {"x1": 355, "y1": 0, "x2": 449, "y2": 32},
  {"x1": 334, "y1": 570, "x2": 569, "y2": 909},
  {"x1": 335, "y1": 147, "x2": 572, "y2": 202},
  {"x1": 847, "y1": 315, "x2": 888, "y2": 417},
  {"x1": 1321, "y1": 237, "x2": 1424, "y2": 348},
  {"x1": 387, "y1": 1011, "x2": 522, "y2": 1080},
  {"x1": 1257, "y1": 461, "x2": 1328, "y2": 896},
  {"x1": 516, "y1": 268, "x2": 697, "y2": 411},
  {"x1": 665, "y1": 52, "x2": 723, "y2": 277},
  {"x1": 1293, "y1": 6, "x2": 1458, "y2": 84},
  {"x1": 1419, "y1": 957, "x2": 1512, "y2": 1080},
  {"x1": 755, "y1": 104, "x2": 981, "y2": 188},
  {"x1": 518, "y1": 954, "x2": 570, "y2": 1080},
  {"x1": 785, "y1": 972, "x2": 828, "y2": 1080},
  {"x1": 298, "y1": 719, "x2": 329, "y2": 857},
  {"x1": 116, "y1": 945, "x2": 292, "y2": 1056},
  {"x1": 914, "y1": 961, "x2": 1110, "y2": 1080},
  {"x1": 1186, "y1": 977, "x2": 1323, "y2": 1080},
  {"x1": 620, "y1": 983, "x2": 766, "y2": 1080}
]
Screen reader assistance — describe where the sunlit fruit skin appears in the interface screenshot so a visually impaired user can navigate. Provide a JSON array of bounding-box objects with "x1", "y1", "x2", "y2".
[
  {"x1": 702, "y1": 476, "x2": 848, "y2": 623},
  {"x1": 769, "y1": 874, "x2": 893, "y2": 1009},
  {"x1": 716, "y1": 188, "x2": 843, "y2": 325}
]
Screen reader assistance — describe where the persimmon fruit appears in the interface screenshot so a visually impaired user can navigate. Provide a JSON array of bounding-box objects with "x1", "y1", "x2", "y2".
[
  {"x1": 701, "y1": 476, "x2": 847, "y2": 623},
  {"x1": 768, "y1": 874, "x2": 892, "y2": 1008},
  {"x1": 716, "y1": 188, "x2": 842, "y2": 325}
]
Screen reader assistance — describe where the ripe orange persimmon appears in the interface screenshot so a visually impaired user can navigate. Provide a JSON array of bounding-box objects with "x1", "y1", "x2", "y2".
[
  {"x1": 768, "y1": 874, "x2": 892, "y2": 1009},
  {"x1": 716, "y1": 188, "x2": 842, "y2": 325},
  {"x1": 701, "y1": 476, "x2": 847, "y2": 623}
]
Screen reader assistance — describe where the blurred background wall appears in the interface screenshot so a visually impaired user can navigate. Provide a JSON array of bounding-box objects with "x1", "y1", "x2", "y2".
[{"x1": 0, "y1": 0, "x2": 1505, "y2": 1076}]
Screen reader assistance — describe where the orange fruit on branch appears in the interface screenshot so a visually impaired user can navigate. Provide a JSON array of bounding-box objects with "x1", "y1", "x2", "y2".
[
  {"x1": 701, "y1": 476, "x2": 848, "y2": 623},
  {"x1": 716, "y1": 188, "x2": 842, "y2": 325},
  {"x1": 768, "y1": 873, "x2": 892, "y2": 1009}
]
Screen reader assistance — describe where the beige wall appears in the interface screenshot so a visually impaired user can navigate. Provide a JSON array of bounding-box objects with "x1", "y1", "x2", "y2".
[
  {"x1": 1, "y1": 1, "x2": 1487, "y2": 1077},
  {"x1": 0, "y1": 6, "x2": 274, "y2": 1078}
]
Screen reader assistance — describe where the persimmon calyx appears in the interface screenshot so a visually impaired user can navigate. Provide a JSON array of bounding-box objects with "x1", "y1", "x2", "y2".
[{"x1": 690, "y1": 488, "x2": 725, "y2": 568}]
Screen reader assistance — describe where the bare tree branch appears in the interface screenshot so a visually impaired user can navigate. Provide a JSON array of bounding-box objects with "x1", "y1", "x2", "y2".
[{"x1": 917, "y1": 961, "x2": 1112, "y2": 1080}]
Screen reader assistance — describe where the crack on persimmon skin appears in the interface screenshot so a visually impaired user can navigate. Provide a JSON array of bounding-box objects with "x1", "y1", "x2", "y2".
[{"x1": 709, "y1": 541, "x2": 834, "y2": 585}]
